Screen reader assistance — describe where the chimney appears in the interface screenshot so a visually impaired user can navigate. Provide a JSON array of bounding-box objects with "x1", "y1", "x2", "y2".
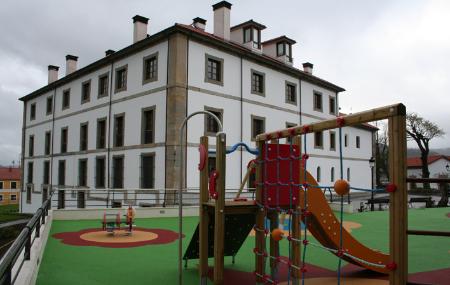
[
  {"x1": 105, "y1": 49, "x2": 115, "y2": 56},
  {"x1": 133, "y1": 15, "x2": 149, "y2": 43},
  {"x1": 65, "y1": 55, "x2": 78, "y2": 75},
  {"x1": 303, "y1": 62, "x2": 313, "y2": 75},
  {"x1": 193, "y1": 17, "x2": 207, "y2": 30},
  {"x1": 213, "y1": 1, "x2": 232, "y2": 40},
  {"x1": 48, "y1": 65, "x2": 59, "y2": 84}
]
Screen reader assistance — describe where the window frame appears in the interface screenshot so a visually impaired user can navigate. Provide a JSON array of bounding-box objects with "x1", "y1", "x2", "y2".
[
  {"x1": 285, "y1": 122, "x2": 297, "y2": 143},
  {"x1": 329, "y1": 131, "x2": 336, "y2": 151},
  {"x1": 44, "y1": 131, "x2": 51, "y2": 155},
  {"x1": 317, "y1": 166, "x2": 321, "y2": 182},
  {"x1": 11, "y1": 181, "x2": 17, "y2": 189},
  {"x1": 331, "y1": 167, "x2": 335, "y2": 182},
  {"x1": 112, "y1": 155, "x2": 125, "y2": 189},
  {"x1": 313, "y1": 91, "x2": 323, "y2": 112},
  {"x1": 96, "y1": 117, "x2": 107, "y2": 149},
  {"x1": 356, "y1": 136, "x2": 361, "y2": 148},
  {"x1": 142, "y1": 52, "x2": 159, "y2": 84},
  {"x1": 30, "y1": 103, "x2": 36, "y2": 121},
  {"x1": 60, "y1": 127, "x2": 68, "y2": 153},
  {"x1": 58, "y1": 160, "x2": 66, "y2": 186},
  {"x1": 329, "y1": 96, "x2": 336, "y2": 115},
  {"x1": 43, "y1": 160, "x2": 50, "y2": 185},
  {"x1": 28, "y1": 135, "x2": 34, "y2": 157},
  {"x1": 140, "y1": 152, "x2": 155, "y2": 189},
  {"x1": 141, "y1": 106, "x2": 156, "y2": 144},
  {"x1": 81, "y1": 79, "x2": 91, "y2": 104},
  {"x1": 95, "y1": 156, "x2": 106, "y2": 188},
  {"x1": 46, "y1": 96, "x2": 53, "y2": 115},
  {"x1": 79, "y1": 122, "x2": 89, "y2": 151},
  {"x1": 204, "y1": 54, "x2": 224, "y2": 86},
  {"x1": 62, "y1": 89, "x2": 70, "y2": 110},
  {"x1": 78, "y1": 158, "x2": 88, "y2": 187},
  {"x1": 98, "y1": 72, "x2": 109, "y2": 98},
  {"x1": 285, "y1": 81, "x2": 297, "y2": 105},
  {"x1": 113, "y1": 113, "x2": 125, "y2": 148},
  {"x1": 204, "y1": 106, "x2": 223, "y2": 137},
  {"x1": 314, "y1": 131, "x2": 324, "y2": 149},
  {"x1": 114, "y1": 64, "x2": 128, "y2": 93},
  {"x1": 27, "y1": 162, "x2": 33, "y2": 184},
  {"x1": 251, "y1": 115, "x2": 266, "y2": 141},
  {"x1": 251, "y1": 69, "x2": 265, "y2": 96},
  {"x1": 11, "y1": 194, "x2": 17, "y2": 201},
  {"x1": 344, "y1": 134, "x2": 348, "y2": 147}
]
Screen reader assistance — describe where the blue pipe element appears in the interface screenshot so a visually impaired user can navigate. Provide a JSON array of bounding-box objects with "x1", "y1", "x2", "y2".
[{"x1": 208, "y1": 142, "x2": 259, "y2": 155}]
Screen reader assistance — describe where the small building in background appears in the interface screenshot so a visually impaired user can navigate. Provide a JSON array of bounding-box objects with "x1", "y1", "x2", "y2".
[
  {"x1": 0, "y1": 167, "x2": 21, "y2": 206},
  {"x1": 407, "y1": 155, "x2": 450, "y2": 189}
]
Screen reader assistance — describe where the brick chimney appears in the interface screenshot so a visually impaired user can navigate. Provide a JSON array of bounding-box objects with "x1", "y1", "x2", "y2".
[
  {"x1": 65, "y1": 55, "x2": 78, "y2": 75},
  {"x1": 303, "y1": 62, "x2": 313, "y2": 75},
  {"x1": 48, "y1": 65, "x2": 59, "y2": 84},
  {"x1": 193, "y1": 17, "x2": 206, "y2": 30},
  {"x1": 133, "y1": 15, "x2": 149, "y2": 43},
  {"x1": 213, "y1": 1, "x2": 232, "y2": 40}
]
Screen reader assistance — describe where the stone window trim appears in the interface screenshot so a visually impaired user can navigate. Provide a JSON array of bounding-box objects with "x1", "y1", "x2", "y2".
[
  {"x1": 98, "y1": 72, "x2": 110, "y2": 98},
  {"x1": 142, "y1": 52, "x2": 159, "y2": 85},
  {"x1": 329, "y1": 131, "x2": 336, "y2": 151},
  {"x1": 314, "y1": 131, "x2": 324, "y2": 149},
  {"x1": 313, "y1": 90, "x2": 323, "y2": 112},
  {"x1": 42, "y1": 160, "x2": 50, "y2": 186},
  {"x1": 204, "y1": 106, "x2": 224, "y2": 137},
  {"x1": 113, "y1": 113, "x2": 125, "y2": 147},
  {"x1": 111, "y1": 154, "x2": 125, "y2": 189},
  {"x1": 79, "y1": 121, "x2": 89, "y2": 152},
  {"x1": 96, "y1": 117, "x2": 108, "y2": 149},
  {"x1": 250, "y1": 69, "x2": 265, "y2": 97},
  {"x1": 204, "y1": 53, "x2": 224, "y2": 86},
  {"x1": 285, "y1": 80, "x2": 297, "y2": 105},
  {"x1": 251, "y1": 114, "x2": 266, "y2": 142},
  {"x1": 60, "y1": 126, "x2": 68, "y2": 153},
  {"x1": 28, "y1": 135, "x2": 34, "y2": 157},
  {"x1": 46, "y1": 96, "x2": 53, "y2": 115},
  {"x1": 30, "y1": 103, "x2": 36, "y2": 121},
  {"x1": 78, "y1": 158, "x2": 88, "y2": 187},
  {"x1": 81, "y1": 79, "x2": 92, "y2": 104},
  {"x1": 356, "y1": 136, "x2": 361, "y2": 148},
  {"x1": 140, "y1": 152, "x2": 156, "y2": 189},
  {"x1": 95, "y1": 155, "x2": 107, "y2": 189},
  {"x1": 114, "y1": 64, "x2": 128, "y2": 94},
  {"x1": 141, "y1": 106, "x2": 156, "y2": 144},
  {"x1": 329, "y1": 95, "x2": 337, "y2": 115},
  {"x1": 62, "y1": 88, "x2": 71, "y2": 110}
]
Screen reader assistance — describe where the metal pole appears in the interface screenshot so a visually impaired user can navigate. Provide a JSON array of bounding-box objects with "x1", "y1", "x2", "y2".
[
  {"x1": 178, "y1": 111, "x2": 222, "y2": 285},
  {"x1": 371, "y1": 166, "x2": 375, "y2": 211}
]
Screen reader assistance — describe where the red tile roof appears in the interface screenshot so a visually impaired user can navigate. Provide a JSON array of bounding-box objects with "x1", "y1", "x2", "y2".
[
  {"x1": 0, "y1": 167, "x2": 21, "y2": 180},
  {"x1": 407, "y1": 155, "x2": 450, "y2": 168}
]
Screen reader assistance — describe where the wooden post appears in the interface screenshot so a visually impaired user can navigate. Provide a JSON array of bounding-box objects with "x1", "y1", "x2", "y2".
[
  {"x1": 269, "y1": 211, "x2": 279, "y2": 279},
  {"x1": 291, "y1": 136, "x2": 301, "y2": 284},
  {"x1": 255, "y1": 140, "x2": 266, "y2": 284},
  {"x1": 388, "y1": 110, "x2": 408, "y2": 285},
  {"x1": 214, "y1": 133, "x2": 226, "y2": 285},
  {"x1": 199, "y1": 136, "x2": 209, "y2": 285}
]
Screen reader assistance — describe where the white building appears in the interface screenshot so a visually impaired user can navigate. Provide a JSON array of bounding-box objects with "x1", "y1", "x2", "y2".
[
  {"x1": 19, "y1": 1, "x2": 376, "y2": 213},
  {"x1": 407, "y1": 155, "x2": 450, "y2": 188}
]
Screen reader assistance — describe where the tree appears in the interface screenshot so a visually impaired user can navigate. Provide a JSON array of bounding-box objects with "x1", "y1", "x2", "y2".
[
  {"x1": 375, "y1": 122, "x2": 389, "y2": 187},
  {"x1": 406, "y1": 113, "x2": 445, "y2": 188}
]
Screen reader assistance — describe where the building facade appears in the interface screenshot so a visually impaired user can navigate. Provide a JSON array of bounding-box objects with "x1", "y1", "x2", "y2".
[
  {"x1": 20, "y1": 1, "x2": 375, "y2": 213},
  {"x1": 407, "y1": 155, "x2": 450, "y2": 188},
  {"x1": 0, "y1": 167, "x2": 21, "y2": 206}
]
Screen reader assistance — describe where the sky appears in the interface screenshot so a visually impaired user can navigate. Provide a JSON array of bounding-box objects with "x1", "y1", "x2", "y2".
[{"x1": 0, "y1": 0, "x2": 449, "y2": 166}]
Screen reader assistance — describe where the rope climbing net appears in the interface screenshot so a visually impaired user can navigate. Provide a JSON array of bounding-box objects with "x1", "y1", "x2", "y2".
[{"x1": 253, "y1": 118, "x2": 398, "y2": 285}]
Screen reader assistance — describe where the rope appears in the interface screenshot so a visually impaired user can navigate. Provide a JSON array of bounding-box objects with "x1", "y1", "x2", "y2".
[{"x1": 337, "y1": 127, "x2": 344, "y2": 285}]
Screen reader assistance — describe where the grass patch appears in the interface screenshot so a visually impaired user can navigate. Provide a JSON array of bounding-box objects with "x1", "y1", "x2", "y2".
[{"x1": 0, "y1": 204, "x2": 32, "y2": 223}]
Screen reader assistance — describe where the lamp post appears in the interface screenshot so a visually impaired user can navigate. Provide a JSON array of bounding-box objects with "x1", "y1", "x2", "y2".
[
  {"x1": 446, "y1": 164, "x2": 449, "y2": 173},
  {"x1": 369, "y1": 156, "x2": 375, "y2": 211}
]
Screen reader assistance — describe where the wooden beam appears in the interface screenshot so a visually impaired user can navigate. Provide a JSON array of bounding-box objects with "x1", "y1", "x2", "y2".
[
  {"x1": 269, "y1": 211, "x2": 279, "y2": 279},
  {"x1": 255, "y1": 140, "x2": 266, "y2": 284},
  {"x1": 406, "y1": 177, "x2": 450, "y2": 183},
  {"x1": 257, "y1": 103, "x2": 405, "y2": 141},
  {"x1": 291, "y1": 136, "x2": 301, "y2": 283},
  {"x1": 388, "y1": 114, "x2": 408, "y2": 285},
  {"x1": 214, "y1": 133, "x2": 226, "y2": 285},
  {"x1": 407, "y1": 229, "x2": 450, "y2": 237},
  {"x1": 199, "y1": 136, "x2": 209, "y2": 284}
]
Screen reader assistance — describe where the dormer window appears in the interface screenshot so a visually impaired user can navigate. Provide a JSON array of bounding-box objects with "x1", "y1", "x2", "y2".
[
  {"x1": 262, "y1": 36, "x2": 296, "y2": 65},
  {"x1": 276, "y1": 42, "x2": 292, "y2": 62},
  {"x1": 230, "y1": 20, "x2": 266, "y2": 51},
  {"x1": 243, "y1": 27, "x2": 261, "y2": 49}
]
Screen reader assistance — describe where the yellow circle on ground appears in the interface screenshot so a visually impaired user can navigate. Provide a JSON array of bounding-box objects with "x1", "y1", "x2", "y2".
[
  {"x1": 279, "y1": 277, "x2": 388, "y2": 285},
  {"x1": 80, "y1": 230, "x2": 158, "y2": 243},
  {"x1": 249, "y1": 221, "x2": 361, "y2": 237}
]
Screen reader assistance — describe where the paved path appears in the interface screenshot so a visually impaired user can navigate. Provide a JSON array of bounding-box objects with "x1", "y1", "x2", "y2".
[{"x1": 0, "y1": 219, "x2": 30, "y2": 229}]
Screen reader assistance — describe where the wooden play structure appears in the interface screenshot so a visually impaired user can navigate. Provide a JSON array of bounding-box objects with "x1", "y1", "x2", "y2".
[{"x1": 185, "y1": 103, "x2": 408, "y2": 285}]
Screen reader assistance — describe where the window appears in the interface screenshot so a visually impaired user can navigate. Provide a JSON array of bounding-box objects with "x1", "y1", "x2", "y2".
[
  {"x1": 143, "y1": 53, "x2": 158, "y2": 84},
  {"x1": 26, "y1": 186, "x2": 31, "y2": 204},
  {"x1": 98, "y1": 73, "x2": 109, "y2": 98},
  {"x1": 204, "y1": 107, "x2": 223, "y2": 136},
  {"x1": 29, "y1": 135, "x2": 34, "y2": 157},
  {"x1": 46, "y1": 97, "x2": 53, "y2": 115},
  {"x1": 11, "y1": 195, "x2": 17, "y2": 201},
  {"x1": 286, "y1": 122, "x2": 296, "y2": 143},
  {"x1": 44, "y1": 131, "x2": 51, "y2": 155},
  {"x1": 114, "y1": 114, "x2": 125, "y2": 147},
  {"x1": 112, "y1": 156, "x2": 124, "y2": 189},
  {"x1": 251, "y1": 70, "x2": 265, "y2": 96},
  {"x1": 61, "y1": 127, "x2": 68, "y2": 153},
  {"x1": 27, "y1": 162, "x2": 33, "y2": 184},
  {"x1": 330, "y1": 131, "x2": 336, "y2": 151},
  {"x1": 96, "y1": 118, "x2": 107, "y2": 149},
  {"x1": 62, "y1": 89, "x2": 70, "y2": 110},
  {"x1": 205, "y1": 54, "x2": 223, "y2": 85},
  {"x1": 78, "y1": 159, "x2": 88, "y2": 187},
  {"x1": 276, "y1": 42, "x2": 293, "y2": 62},
  {"x1": 331, "y1": 167, "x2": 335, "y2": 182},
  {"x1": 344, "y1": 134, "x2": 348, "y2": 147},
  {"x1": 317, "y1": 167, "x2": 321, "y2": 182},
  {"x1": 141, "y1": 107, "x2": 155, "y2": 144},
  {"x1": 243, "y1": 27, "x2": 261, "y2": 49},
  {"x1": 347, "y1": 168, "x2": 351, "y2": 181},
  {"x1": 81, "y1": 80, "x2": 91, "y2": 103},
  {"x1": 251, "y1": 115, "x2": 265, "y2": 141},
  {"x1": 58, "y1": 160, "x2": 66, "y2": 186},
  {"x1": 314, "y1": 132, "x2": 323, "y2": 148},
  {"x1": 115, "y1": 65, "x2": 128, "y2": 93},
  {"x1": 0, "y1": 182, "x2": 3, "y2": 189},
  {"x1": 43, "y1": 161, "x2": 50, "y2": 185},
  {"x1": 356, "y1": 136, "x2": 360, "y2": 148},
  {"x1": 313, "y1": 92, "x2": 323, "y2": 111},
  {"x1": 285, "y1": 82, "x2": 297, "y2": 105},
  {"x1": 141, "y1": 153, "x2": 155, "y2": 189},
  {"x1": 80, "y1": 122, "x2": 88, "y2": 151},
  {"x1": 11, "y1": 181, "x2": 17, "y2": 189},
  {"x1": 95, "y1": 157, "x2": 106, "y2": 188},
  {"x1": 30, "y1": 103, "x2": 36, "y2": 120},
  {"x1": 329, "y1": 96, "x2": 336, "y2": 115}
]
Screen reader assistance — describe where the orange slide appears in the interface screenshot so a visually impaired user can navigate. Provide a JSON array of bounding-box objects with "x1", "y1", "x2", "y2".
[{"x1": 298, "y1": 170, "x2": 390, "y2": 274}]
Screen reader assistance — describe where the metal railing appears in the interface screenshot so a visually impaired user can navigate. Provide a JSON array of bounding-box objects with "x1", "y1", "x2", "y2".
[{"x1": 0, "y1": 192, "x2": 53, "y2": 285}]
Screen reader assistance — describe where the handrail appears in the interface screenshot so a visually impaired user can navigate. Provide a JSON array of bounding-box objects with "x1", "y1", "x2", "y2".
[
  {"x1": 0, "y1": 193, "x2": 53, "y2": 284},
  {"x1": 208, "y1": 142, "x2": 259, "y2": 155}
]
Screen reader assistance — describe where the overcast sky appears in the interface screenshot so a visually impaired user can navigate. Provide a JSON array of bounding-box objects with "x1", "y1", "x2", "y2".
[{"x1": 1, "y1": 0, "x2": 449, "y2": 166}]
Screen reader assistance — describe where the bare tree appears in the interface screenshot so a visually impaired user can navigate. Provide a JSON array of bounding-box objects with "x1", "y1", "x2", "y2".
[
  {"x1": 406, "y1": 113, "x2": 445, "y2": 188},
  {"x1": 375, "y1": 122, "x2": 389, "y2": 187}
]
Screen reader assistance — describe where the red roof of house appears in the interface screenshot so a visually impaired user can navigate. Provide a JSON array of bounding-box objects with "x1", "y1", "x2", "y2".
[
  {"x1": 407, "y1": 155, "x2": 450, "y2": 168},
  {"x1": 0, "y1": 167, "x2": 21, "y2": 180}
]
